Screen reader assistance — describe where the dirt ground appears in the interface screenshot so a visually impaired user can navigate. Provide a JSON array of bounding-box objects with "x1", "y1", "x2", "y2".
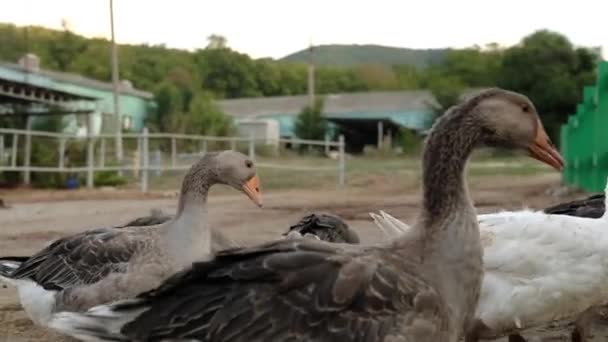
[{"x1": 1, "y1": 173, "x2": 607, "y2": 341}]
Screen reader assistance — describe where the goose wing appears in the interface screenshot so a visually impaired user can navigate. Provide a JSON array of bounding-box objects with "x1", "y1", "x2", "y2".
[
  {"x1": 10, "y1": 228, "x2": 142, "y2": 291},
  {"x1": 542, "y1": 193, "x2": 605, "y2": 218},
  {"x1": 59, "y1": 238, "x2": 447, "y2": 342}
]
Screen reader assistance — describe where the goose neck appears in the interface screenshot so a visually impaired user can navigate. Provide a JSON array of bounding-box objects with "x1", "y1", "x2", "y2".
[{"x1": 421, "y1": 113, "x2": 481, "y2": 226}]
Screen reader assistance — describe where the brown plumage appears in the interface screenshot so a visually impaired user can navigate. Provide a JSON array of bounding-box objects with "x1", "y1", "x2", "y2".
[
  {"x1": 49, "y1": 88, "x2": 563, "y2": 342},
  {"x1": 0, "y1": 151, "x2": 262, "y2": 327}
]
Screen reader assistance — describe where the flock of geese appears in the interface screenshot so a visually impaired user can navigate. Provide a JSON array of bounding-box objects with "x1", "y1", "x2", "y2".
[{"x1": 1, "y1": 87, "x2": 607, "y2": 342}]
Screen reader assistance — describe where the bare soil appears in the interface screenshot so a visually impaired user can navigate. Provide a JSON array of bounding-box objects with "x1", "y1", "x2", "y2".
[{"x1": 1, "y1": 173, "x2": 607, "y2": 341}]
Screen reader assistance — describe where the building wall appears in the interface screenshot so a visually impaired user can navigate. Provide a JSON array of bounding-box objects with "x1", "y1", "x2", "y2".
[{"x1": 54, "y1": 82, "x2": 154, "y2": 134}]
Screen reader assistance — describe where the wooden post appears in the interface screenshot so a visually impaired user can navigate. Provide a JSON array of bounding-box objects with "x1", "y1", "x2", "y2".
[
  {"x1": 230, "y1": 138, "x2": 236, "y2": 151},
  {"x1": 201, "y1": 140, "x2": 207, "y2": 155},
  {"x1": 134, "y1": 136, "x2": 142, "y2": 178},
  {"x1": 377, "y1": 121, "x2": 383, "y2": 149},
  {"x1": 171, "y1": 137, "x2": 176, "y2": 167},
  {"x1": 324, "y1": 135, "x2": 330, "y2": 155},
  {"x1": 86, "y1": 116, "x2": 95, "y2": 189},
  {"x1": 338, "y1": 135, "x2": 345, "y2": 187},
  {"x1": 24, "y1": 116, "x2": 33, "y2": 185},
  {"x1": 99, "y1": 138, "x2": 106, "y2": 167},
  {"x1": 141, "y1": 127, "x2": 149, "y2": 193},
  {"x1": 58, "y1": 138, "x2": 66, "y2": 169},
  {"x1": 248, "y1": 131, "x2": 255, "y2": 161},
  {"x1": 11, "y1": 133, "x2": 18, "y2": 168},
  {"x1": 0, "y1": 135, "x2": 4, "y2": 165}
]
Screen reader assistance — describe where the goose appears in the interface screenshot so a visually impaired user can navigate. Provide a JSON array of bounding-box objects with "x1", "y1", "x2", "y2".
[
  {"x1": 283, "y1": 212, "x2": 360, "y2": 243},
  {"x1": 0, "y1": 211, "x2": 355, "y2": 281},
  {"x1": 48, "y1": 88, "x2": 563, "y2": 342},
  {"x1": 370, "y1": 185, "x2": 608, "y2": 342},
  {"x1": 0, "y1": 150, "x2": 262, "y2": 327},
  {"x1": 543, "y1": 192, "x2": 605, "y2": 218}
]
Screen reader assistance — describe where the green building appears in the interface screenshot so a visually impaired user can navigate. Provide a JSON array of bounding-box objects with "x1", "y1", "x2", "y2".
[{"x1": 0, "y1": 54, "x2": 155, "y2": 135}]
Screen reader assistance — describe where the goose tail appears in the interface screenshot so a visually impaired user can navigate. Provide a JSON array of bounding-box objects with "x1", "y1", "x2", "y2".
[
  {"x1": 0, "y1": 256, "x2": 28, "y2": 286},
  {"x1": 49, "y1": 299, "x2": 148, "y2": 342}
]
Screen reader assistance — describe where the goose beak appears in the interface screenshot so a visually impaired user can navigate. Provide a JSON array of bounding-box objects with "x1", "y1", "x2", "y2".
[
  {"x1": 242, "y1": 174, "x2": 263, "y2": 208},
  {"x1": 527, "y1": 120, "x2": 564, "y2": 171}
]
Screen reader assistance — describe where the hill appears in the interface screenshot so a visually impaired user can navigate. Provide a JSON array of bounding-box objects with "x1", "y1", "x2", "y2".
[{"x1": 280, "y1": 44, "x2": 448, "y2": 68}]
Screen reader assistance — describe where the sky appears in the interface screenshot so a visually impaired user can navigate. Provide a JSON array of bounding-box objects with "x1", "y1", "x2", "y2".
[{"x1": 1, "y1": 0, "x2": 607, "y2": 60}]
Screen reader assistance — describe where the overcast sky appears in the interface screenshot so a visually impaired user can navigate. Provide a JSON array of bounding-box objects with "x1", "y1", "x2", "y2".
[{"x1": 1, "y1": 0, "x2": 607, "y2": 59}]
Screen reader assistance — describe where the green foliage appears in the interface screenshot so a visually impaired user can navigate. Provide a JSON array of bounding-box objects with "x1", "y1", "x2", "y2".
[
  {"x1": 0, "y1": 23, "x2": 600, "y2": 144},
  {"x1": 399, "y1": 128, "x2": 422, "y2": 155},
  {"x1": 29, "y1": 115, "x2": 68, "y2": 188},
  {"x1": 424, "y1": 71, "x2": 466, "y2": 117},
  {"x1": 498, "y1": 29, "x2": 600, "y2": 141},
  {"x1": 294, "y1": 98, "x2": 328, "y2": 141},
  {"x1": 94, "y1": 169, "x2": 127, "y2": 186}
]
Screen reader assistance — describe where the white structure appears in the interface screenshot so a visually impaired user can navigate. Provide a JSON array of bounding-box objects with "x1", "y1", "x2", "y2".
[{"x1": 236, "y1": 119, "x2": 280, "y2": 146}]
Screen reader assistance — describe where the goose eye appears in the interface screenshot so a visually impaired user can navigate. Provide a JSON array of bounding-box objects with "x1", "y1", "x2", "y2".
[
  {"x1": 245, "y1": 160, "x2": 253, "y2": 168},
  {"x1": 521, "y1": 105, "x2": 529, "y2": 112}
]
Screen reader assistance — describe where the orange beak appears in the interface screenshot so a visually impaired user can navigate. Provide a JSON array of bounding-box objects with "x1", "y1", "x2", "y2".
[
  {"x1": 527, "y1": 119, "x2": 565, "y2": 171},
  {"x1": 242, "y1": 174, "x2": 263, "y2": 208}
]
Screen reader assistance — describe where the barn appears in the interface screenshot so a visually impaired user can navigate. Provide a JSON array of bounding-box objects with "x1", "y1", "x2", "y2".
[
  {"x1": 219, "y1": 90, "x2": 438, "y2": 153},
  {"x1": 0, "y1": 54, "x2": 155, "y2": 135}
]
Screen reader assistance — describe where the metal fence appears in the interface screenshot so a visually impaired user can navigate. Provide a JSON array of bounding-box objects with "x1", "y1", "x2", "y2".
[
  {"x1": 0, "y1": 127, "x2": 346, "y2": 192},
  {"x1": 560, "y1": 61, "x2": 608, "y2": 192}
]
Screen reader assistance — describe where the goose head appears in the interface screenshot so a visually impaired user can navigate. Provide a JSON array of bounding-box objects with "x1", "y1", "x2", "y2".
[
  {"x1": 466, "y1": 88, "x2": 564, "y2": 170},
  {"x1": 181, "y1": 150, "x2": 263, "y2": 208}
]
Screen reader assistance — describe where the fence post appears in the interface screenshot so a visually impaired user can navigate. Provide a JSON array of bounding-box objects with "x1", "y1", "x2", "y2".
[
  {"x1": 11, "y1": 133, "x2": 17, "y2": 168},
  {"x1": 134, "y1": 136, "x2": 142, "y2": 178},
  {"x1": 99, "y1": 138, "x2": 106, "y2": 167},
  {"x1": 338, "y1": 135, "x2": 345, "y2": 187},
  {"x1": 24, "y1": 116, "x2": 33, "y2": 185},
  {"x1": 86, "y1": 137, "x2": 95, "y2": 189},
  {"x1": 0, "y1": 135, "x2": 4, "y2": 165},
  {"x1": 141, "y1": 127, "x2": 149, "y2": 193},
  {"x1": 201, "y1": 140, "x2": 207, "y2": 155},
  {"x1": 230, "y1": 138, "x2": 236, "y2": 151},
  {"x1": 248, "y1": 131, "x2": 255, "y2": 161},
  {"x1": 58, "y1": 138, "x2": 66, "y2": 169},
  {"x1": 324, "y1": 135, "x2": 330, "y2": 155},
  {"x1": 171, "y1": 137, "x2": 176, "y2": 167}
]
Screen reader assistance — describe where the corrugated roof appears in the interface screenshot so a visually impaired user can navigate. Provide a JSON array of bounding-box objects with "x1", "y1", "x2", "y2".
[
  {"x1": 219, "y1": 90, "x2": 438, "y2": 118},
  {"x1": 0, "y1": 61, "x2": 153, "y2": 99}
]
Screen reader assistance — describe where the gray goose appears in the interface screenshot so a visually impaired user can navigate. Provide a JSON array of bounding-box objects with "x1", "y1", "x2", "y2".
[
  {"x1": 49, "y1": 88, "x2": 563, "y2": 342},
  {"x1": 283, "y1": 212, "x2": 360, "y2": 243},
  {"x1": 0, "y1": 150, "x2": 262, "y2": 327},
  {"x1": 543, "y1": 193, "x2": 605, "y2": 218}
]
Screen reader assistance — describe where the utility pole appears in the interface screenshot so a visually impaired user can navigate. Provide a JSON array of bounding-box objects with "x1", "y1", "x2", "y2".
[
  {"x1": 307, "y1": 38, "x2": 315, "y2": 108},
  {"x1": 110, "y1": 0, "x2": 123, "y2": 162}
]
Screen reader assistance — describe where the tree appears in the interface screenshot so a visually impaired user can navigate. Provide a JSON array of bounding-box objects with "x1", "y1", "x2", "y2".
[
  {"x1": 354, "y1": 64, "x2": 399, "y2": 90},
  {"x1": 424, "y1": 70, "x2": 466, "y2": 118},
  {"x1": 47, "y1": 19, "x2": 87, "y2": 71},
  {"x1": 195, "y1": 48, "x2": 261, "y2": 98},
  {"x1": 498, "y1": 30, "x2": 599, "y2": 141},
  {"x1": 294, "y1": 97, "x2": 328, "y2": 141},
  {"x1": 206, "y1": 34, "x2": 228, "y2": 49},
  {"x1": 188, "y1": 91, "x2": 234, "y2": 136}
]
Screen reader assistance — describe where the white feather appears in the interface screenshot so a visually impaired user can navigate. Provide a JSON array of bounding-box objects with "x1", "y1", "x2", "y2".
[
  {"x1": 13, "y1": 279, "x2": 57, "y2": 326},
  {"x1": 369, "y1": 193, "x2": 608, "y2": 338},
  {"x1": 49, "y1": 298, "x2": 148, "y2": 342}
]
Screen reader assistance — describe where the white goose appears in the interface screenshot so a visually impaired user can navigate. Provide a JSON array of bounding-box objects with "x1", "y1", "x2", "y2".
[
  {"x1": 0, "y1": 150, "x2": 262, "y2": 327},
  {"x1": 371, "y1": 182, "x2": 608, "y2": 342}
]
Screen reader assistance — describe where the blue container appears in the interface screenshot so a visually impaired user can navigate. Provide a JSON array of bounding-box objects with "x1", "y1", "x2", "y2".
[{"x1": 65, "y1": 176, "x2": 79, "y2": 189}]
